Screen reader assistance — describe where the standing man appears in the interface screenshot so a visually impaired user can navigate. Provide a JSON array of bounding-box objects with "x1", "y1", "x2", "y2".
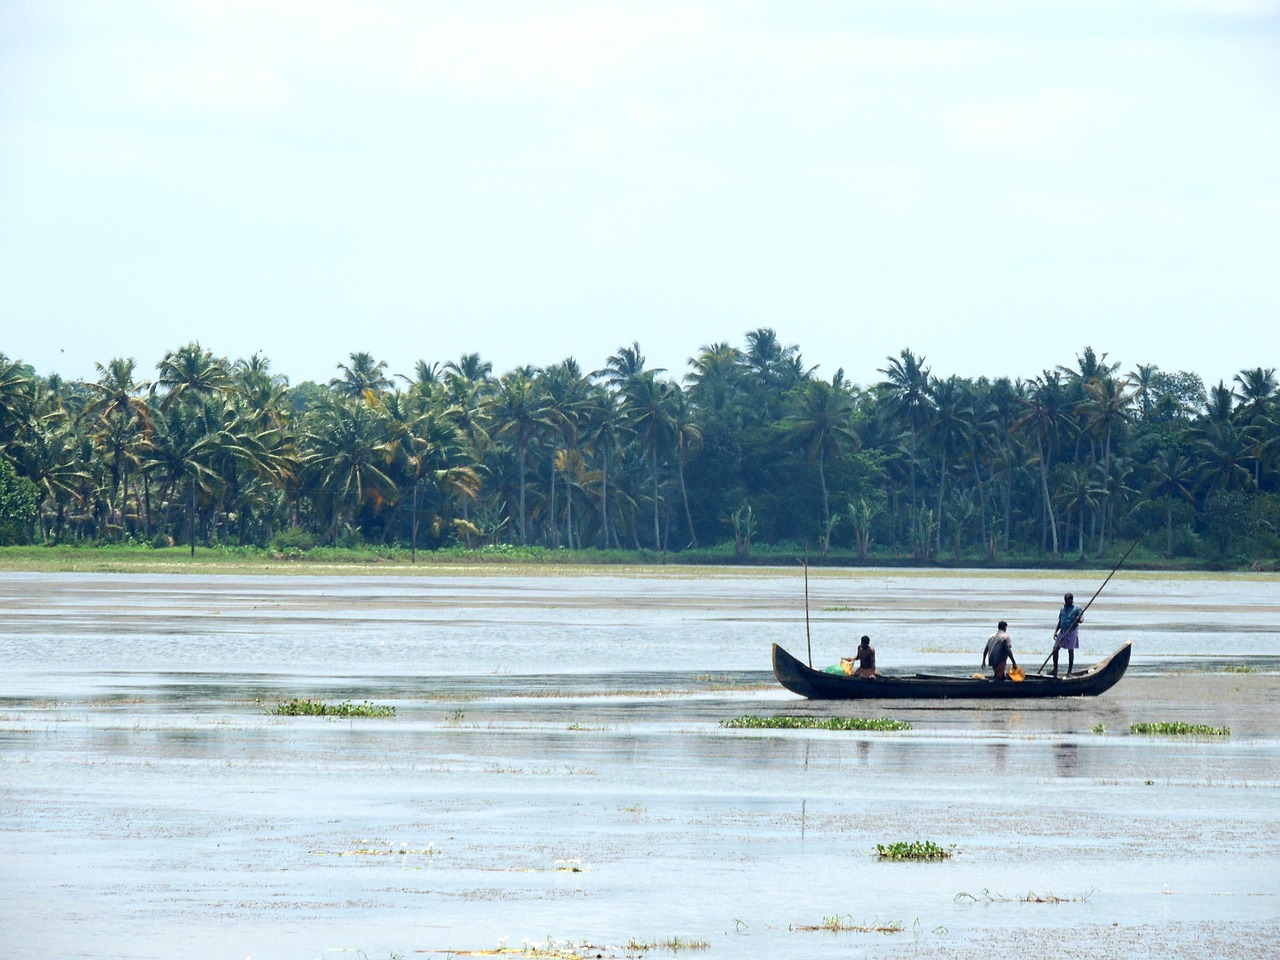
[
  {"x1": 983, "y1": 621, "x2": 1017, "y2": 681},
  {"x1": 1052, "y1": 592, "x2": 1083, "y2": 677}
]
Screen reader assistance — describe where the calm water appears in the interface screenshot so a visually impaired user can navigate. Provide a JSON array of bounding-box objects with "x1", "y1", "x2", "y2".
[{"x1": 1, "y1": 569, "x2": 1278, "y2": 960}]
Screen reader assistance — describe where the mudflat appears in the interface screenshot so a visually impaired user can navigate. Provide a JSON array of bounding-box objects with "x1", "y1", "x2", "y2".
[{"x1": 1, "y1": 569, "x2": 1277, "y2": 960}]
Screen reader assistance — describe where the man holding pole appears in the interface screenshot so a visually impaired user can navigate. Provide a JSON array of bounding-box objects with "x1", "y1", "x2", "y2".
[{"x1": 1051, "y1": 593, "x2": 1084, "y2": 677}]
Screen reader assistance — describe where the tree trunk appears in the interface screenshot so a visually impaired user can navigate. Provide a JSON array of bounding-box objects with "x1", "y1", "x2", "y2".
[
  {"x1": 679, "y1": 449, "x2": 698, "y2": 549},
  {"x1": 1036, "y1": 436, "x2": 1059, "y2": 556},
  {"x1": 651, "y1": 448, "x2": 660, "y2": 550},
  {"x1": 818, "y1": 446, "x2": 830, "y2": 555}
]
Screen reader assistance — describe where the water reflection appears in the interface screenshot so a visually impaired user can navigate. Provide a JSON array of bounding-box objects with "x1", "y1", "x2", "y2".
[
  {"x1": 989, "y1": 741, "x2": 1009, "y2": 772},
  {"x1": 1054, "y1": 742, "x2": 1080, "y2": 777}
]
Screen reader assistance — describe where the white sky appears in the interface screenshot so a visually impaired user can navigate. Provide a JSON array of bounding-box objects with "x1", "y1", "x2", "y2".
[{"x1": 2, "y1": 1, "x2": 1278, "y2": 391}]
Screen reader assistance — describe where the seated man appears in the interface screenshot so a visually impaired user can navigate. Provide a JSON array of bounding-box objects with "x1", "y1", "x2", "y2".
[
  {"x1": 982, "y1": 621, "x2": 1017, "y2": 681},
  {"x1": 852, "y1": 635, "x2": 877, "y2": 678}
]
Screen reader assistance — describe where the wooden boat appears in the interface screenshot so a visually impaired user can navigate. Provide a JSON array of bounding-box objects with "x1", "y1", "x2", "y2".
[{"x1": 772, "y1": 641, "x2": 1132, "y2": 700}]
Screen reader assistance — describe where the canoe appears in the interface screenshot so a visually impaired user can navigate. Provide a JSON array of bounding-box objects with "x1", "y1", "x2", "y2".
[{"x1": 772, "y1": 641, "x2": 1132, "y2": 700}]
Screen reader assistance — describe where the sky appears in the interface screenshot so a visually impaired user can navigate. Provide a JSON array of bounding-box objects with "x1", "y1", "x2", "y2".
[{"x1": 2, "y1": 0, "x2": 1279, "y2": 393}]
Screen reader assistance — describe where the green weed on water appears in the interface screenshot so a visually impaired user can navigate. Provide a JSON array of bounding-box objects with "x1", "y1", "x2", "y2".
[
  {"x1": 271, "y1": 698, "x2": 395, "y2": 718},
  {"x1": 720, "y1": 715, "x2": 910, "y2": 731},
  {"x1": 1130, "y1": 721, "x2": 1229, "y2": 736},
  {"x1": 876, "y1": 840, "x2": 953, "y2": 861}
]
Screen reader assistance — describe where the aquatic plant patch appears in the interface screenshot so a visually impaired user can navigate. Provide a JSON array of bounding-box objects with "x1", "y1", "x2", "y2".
[
  {"x1": 434, "y1": 936, "x2": 707, "y2": 958},
  {"x1": 875, "y1": 840, "x2": 953, "y2": 861},
  {"x1": 790, "y1": 915, "x2": 905, "y2": 933},
  {"x1": 1130, "y1": 721, "x2": 1230, "y2": 736},
  {"x1": 956, "y1": 888, "x2": 1094, "y2": 904},
  {"x1": 623, "y1": 936, "x2": 709, "y2": 950},
  {"x1": 270, "y1": 698, "x2": 395, "y2": 718},
  {"x1": 720, "y1": 715, "x2": 911, "y2": 731}
]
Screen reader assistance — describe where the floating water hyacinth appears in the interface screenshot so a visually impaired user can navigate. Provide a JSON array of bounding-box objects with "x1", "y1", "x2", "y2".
[
  {"x1": 875, "y1": 840, "x2": 953, "y2": 861},
  {"x1": 1130, "y1": 721, "x2": 1230, "y2": 736},
  {"x1": 270, "y1": 698, "x2": 395, "y2": 717},
  {"x1": 720, "y1": 715, "x2": 910, "y2": 731}
]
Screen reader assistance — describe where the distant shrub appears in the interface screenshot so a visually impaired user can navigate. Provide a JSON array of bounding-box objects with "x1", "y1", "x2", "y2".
[{"x1": 272, "y1": 527, "x2": 317, "y2": 552}]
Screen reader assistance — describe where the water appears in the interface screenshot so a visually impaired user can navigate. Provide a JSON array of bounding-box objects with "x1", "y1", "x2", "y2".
[{"x1": 1, "y1": 568, "x2": 1278, "y2": 960}]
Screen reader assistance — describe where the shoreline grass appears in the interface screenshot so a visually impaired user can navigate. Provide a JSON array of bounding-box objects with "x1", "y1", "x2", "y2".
[{"x1": 1, "y1": 543, "x2": 1276, "y2": 577}]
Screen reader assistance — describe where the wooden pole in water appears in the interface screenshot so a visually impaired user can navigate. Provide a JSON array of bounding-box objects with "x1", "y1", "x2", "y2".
[{"x1": 804, "y1": 546, "x2": 813, "y2": 668}]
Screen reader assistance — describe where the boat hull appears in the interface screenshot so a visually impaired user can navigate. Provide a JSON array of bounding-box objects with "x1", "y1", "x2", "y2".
[{"x1": 772, "y1": 642, "x2": 1132, "y2": 700}]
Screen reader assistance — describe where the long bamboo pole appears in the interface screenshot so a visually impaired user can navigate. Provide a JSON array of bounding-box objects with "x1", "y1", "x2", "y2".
[{"x1": 1038, "y1": 534, "x2": 1141, "y2": 674}]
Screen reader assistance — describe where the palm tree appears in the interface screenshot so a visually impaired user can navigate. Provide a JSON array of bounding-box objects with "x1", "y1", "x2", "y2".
[
  {"x1": 595, "y1": 342, "x2": 659, "y2": 394},
  {"x1": 877, "y1": 349, "x2": 933, "y2": 516},
  {"x1": 0, "y1": 354, "x2": 35, "y2": 450},
  {"x1": 685, "y1": 342, "x2": 743, "y2": 420},
  {"x1": 668, "y1": 384, "x2": 704, "y2": 548},
  {"x1": 1142, "y1": 449, "x2": 1196, "y2": 556},
  {"x1": 1013, "y1": 373, "x2": 1068, "y2": 556},
  {"x1": 391, "y1": 407, "x2": 480, "y2": 559},
  {"x1": 1232, "y1": 367, "x2": 1277, "y2": 486},
  {"x1": 926, "y1": 375, "x2": 974, "y2": 555},
  {"x1": 444, "y1": 352, "x2": 494, "y2": 385},
  {"x1": 300, "y1": 397, "x2": 398, "y2": 544},
  {"x1": 579, "y1": 390, "x2": 631, "y2": 549},
  {"x1": 80, "y1": 358, "x2": 154, "y2": 538},
  {"x1": 331, "y1": 352, "x2": 392, "y2": 404},
  {"x1": 488, "y1": 371, "x2": 553, "y2": 545},
  {"x1": 538, "y1": 360, "x2": 589, "y2": 548},
  {"x1": 622, "y1": 371, "x2": 677, "y2": 550},
  {"x1": 154, "y1": 342, "x2": 233, "y2": 410},
  {"x1": 1078, "y1": 376, "x2": 1136, "y2": 550},
  {"x1": 785, "y1": 378, "x2": 857, "y2": 553},
  {"x1": 13, "y1": 414, "x2": 89, "y2": 542}
]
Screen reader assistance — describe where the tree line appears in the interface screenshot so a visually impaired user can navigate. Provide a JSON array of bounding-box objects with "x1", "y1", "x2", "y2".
[{"x1": 0, "y1": 334, "x2": 1277, "y2": 564}]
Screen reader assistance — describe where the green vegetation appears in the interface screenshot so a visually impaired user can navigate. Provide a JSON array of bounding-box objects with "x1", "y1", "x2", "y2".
[
  {"x1": 623, "y1": 937, "x2": 710, "y2": 951},
  {"x1": 956, "y1": 888, "x2": 1094, "y2": 904},
  {"x1": 720, "y1": 715, "x2": 911, "y2": 731},
  {"x1": 1130, "y1": 721, "x2": 1230, "y2": 736},
  {"x1": 1091, "y1": 723, "x2": 1107, "y2": 734},
  {"x1": 270, "y1": 698, "x2": 395, "y2": 718},
  {"x1": 876, "y1": 840, "x2": 953, "y2": 861},
  {"x1": 2, "y1": 342, "x2": 1279, "y2": 568},
  {"x1": 1223, "y1": 664, "x2": 1254, "y2": 673},
  {"x1": 790, "y1": 916, "x2": 905, "y2": 933}
]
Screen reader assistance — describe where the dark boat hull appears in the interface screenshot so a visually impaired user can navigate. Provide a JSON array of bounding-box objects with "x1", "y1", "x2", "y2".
[{"x1": 772, "y1": 642, "x2": 1132, "y2": 700}]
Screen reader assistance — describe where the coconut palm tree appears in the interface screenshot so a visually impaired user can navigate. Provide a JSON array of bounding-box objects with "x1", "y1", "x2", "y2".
[
  {"x1": 926, "y1": 375, "x2": 974, "y2": 555},
  {"x1": 1013, "y1": 373, "x2": 1068, "y2": 556},
  {"x1": 154, "y1": 342, "x2": 233, "y2": 410},
  {"x1": 621, "y1": 371, "x2": 677, "y2": 550},
  {"x1": 331, "y1": 352, "x2": 392, "y2": 404},
  {"x1": 488, "y1": 371, "x2": 554, "y2": 545},
  {"x1": 0, "y1": 354, "x2": 35, "y2": 451},
  {"x1": 1142, "y1": 449, "x2": 1196, "y2": 556},
  {"x1": 300, "y1": 397, "x2": 398, "y2": 544},
  {"x1": 785, "y1": 378, "x2": 857, "y2": 553},
  {"x1": 877, "y1": 349, "x2": 933, "y2": 517}
]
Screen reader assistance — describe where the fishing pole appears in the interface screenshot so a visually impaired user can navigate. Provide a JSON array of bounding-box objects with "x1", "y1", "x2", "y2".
[
  {"x1": 1038, "y1": 534, "x2": 1142, "y2": 674},
  {"x1": 804, "y1": 545, "x2": 813, "y2": 668}
]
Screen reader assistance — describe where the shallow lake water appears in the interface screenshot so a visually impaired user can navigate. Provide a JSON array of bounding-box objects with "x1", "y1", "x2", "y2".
[{"x1": 2, "y1": 568, "x2": 1278, "y2": 960}]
